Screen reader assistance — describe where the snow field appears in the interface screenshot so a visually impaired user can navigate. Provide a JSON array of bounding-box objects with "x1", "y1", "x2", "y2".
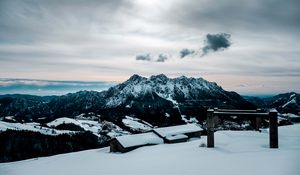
[{"x1": 1, "y1": 124, "x2": 299, "y2": 175}]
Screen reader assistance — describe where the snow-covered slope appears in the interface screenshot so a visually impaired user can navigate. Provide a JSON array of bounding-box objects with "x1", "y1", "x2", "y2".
[
  {"x1": 280, "y1": 113, "x2": 300, "y2": 123},
  {"x1": 0, "y1": 121, "x2": 73, "y2": 135},
  {"x1": 47, "y1": 117, "x2": 101, "y2": 135},
  {"x1": 282, "y1": 98, "x2": 297, "y2": 108},
  {"x1": 0, "y1": 116, "x2": 129, "y2": 138},
  {"x1": 46, "y1": 117, "x2": 129, "y2": 138},
  {"x1": 281, "y1": 113, "x2": 300, "y2": 119},
  {"x1": 1, "y1": 124, "x2": 299, "y2": 175}
]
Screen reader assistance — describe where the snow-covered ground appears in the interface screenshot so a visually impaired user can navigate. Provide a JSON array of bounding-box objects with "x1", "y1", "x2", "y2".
[
  {"x1": 281, "y1": 113, "x2": 300, "y2": 119},
  {"x1": 0, "y1": 121, "x2": 74, "y2": 135},
  {"x1": 0, "y1": 116, "x2": 129, "y2": 138},
  {"x1": 1, "y1": 124, "x2": 300, "y2": 175},
  {"x1": 47, "y1": 117, "x2": 103, "y2": 135}
]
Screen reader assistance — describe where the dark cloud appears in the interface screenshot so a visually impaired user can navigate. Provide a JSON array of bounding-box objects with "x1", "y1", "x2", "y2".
[
  {"x1": 156, "y1": 54, "x2": 168, "y2": 62},
  {"x1": 136, "y1": 53, "x2": 151, "y2": 61},
  {"x1": 202, "y1": 33, "x2": 231, "y2": 56},
  {"x1": 180, "y1": 33, "x2": 231, "y2": 58},
  {"x1": 135, "y1": 53, "x2": 169, "y2": 63},
  {"x1": 180, "y1": 48, "x2": 195, "y2": 58}
]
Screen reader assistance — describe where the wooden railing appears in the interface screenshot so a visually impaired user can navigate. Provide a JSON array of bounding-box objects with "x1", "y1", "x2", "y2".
[{"x1": 206, "y1": 108, "x2": 278, "y2": 148}]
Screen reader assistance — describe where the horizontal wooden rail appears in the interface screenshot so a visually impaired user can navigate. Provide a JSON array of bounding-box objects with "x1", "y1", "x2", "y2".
[
  {"x1": 213, "y1": 111, "x2": 269, "y2": 117},
  {"x1": 215, "y1": 109, "x2": 263, "y2": 113}
]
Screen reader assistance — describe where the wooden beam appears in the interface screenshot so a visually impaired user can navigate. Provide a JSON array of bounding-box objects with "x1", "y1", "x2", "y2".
[
  {"x1": 216, "y1": 109, "x2": 259, "y2": 113},
  {"x1": 213, "y1": 111, "x2": 269, "y2": 117}
]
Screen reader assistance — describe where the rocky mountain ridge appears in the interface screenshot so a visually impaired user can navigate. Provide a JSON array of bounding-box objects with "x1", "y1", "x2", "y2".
[{"x1": 0, "y1": 74, "x2": 298, "y2": 126}]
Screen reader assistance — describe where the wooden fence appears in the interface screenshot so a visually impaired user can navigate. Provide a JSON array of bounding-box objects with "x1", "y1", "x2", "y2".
[{"x1": 206, "y1": 108, "x2": 278, "y2": 148}]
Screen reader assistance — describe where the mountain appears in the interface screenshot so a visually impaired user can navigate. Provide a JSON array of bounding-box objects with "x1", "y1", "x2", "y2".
[
  {"x1": 103, "y1": 74, "x2": 255, "y2": 125},
  {"x1": 265, "y1": 92, "x2": 299, "y2": 113},
  {"x1": 243, "y1": 96, "x2": 267, "y2": 108},
  {"x1": 0, "y1": 74, "x2": 256, "y2": 126},
  {"x1": 105, "y1": 74, "x2": 253, "y2": 108},
  {"x1": 0, "y1": 94, "x2": 52, "y2": 122},
  {"x1": 245, "y1": 92, "x2": 300, "y2": 115},
  {"x1": 48, "y1": 91, "x2": 106, "y2": 119}
]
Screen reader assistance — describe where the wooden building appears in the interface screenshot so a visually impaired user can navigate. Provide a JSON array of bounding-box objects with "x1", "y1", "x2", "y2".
[
  {"x1": 110, "y1": 124, "x2": 203, "y2": 152},
  {"x1": 110, "y1": 132, "x2": 163, "y2": 153},
  {"x1": 153, "y1": 124, "x2": 202, "y2": 143}
]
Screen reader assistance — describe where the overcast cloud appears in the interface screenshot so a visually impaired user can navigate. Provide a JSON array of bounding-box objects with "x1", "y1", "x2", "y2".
[{"x1": 0, "y1": 0, "x2": 299, "y2": 94}]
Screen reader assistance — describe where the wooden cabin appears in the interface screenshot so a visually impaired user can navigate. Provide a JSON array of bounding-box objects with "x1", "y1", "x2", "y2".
[
  {"x1": 153, "y1": 124, "x2": 202, "y2": 143},
  {"x1": 110, "y1": 132, "x2": 163, "y2": 153},
  {"x1": 110, "y1": 124, "x2": 203, "y2": 152}
]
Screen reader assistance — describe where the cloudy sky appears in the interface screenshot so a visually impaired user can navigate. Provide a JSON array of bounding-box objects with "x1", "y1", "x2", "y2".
[{"x1": 0, "y1": 0, "x2": 300, "y2": 95}]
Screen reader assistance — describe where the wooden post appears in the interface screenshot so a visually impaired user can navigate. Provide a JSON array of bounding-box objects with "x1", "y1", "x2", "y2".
[
  {"x1": 269, "y1": 109, "x2": 278, "y2": 148},
  {"x1": 255, "y1": 116, "x2": 261, "y2": 131},
  {"x1": 255, "y1": 109, "x2": 262, "y2": 130},
  {"x1": 207, "y1": 109, "x2": 215, "y2": 148}
]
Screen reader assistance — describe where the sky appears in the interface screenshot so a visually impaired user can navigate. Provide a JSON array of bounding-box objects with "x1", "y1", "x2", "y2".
[{"x1": 0, "y1": 0, "x2": 300, "y2": 95}]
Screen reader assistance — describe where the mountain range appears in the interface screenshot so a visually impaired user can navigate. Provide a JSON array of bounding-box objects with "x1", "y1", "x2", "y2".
[
  {"x1": 0, "y1": 74, "x2": 299, "y2": 126},
  {"x1": 0, "y1": 74, "x2": 260, "y2": 126},
  {"x1": 0, "y1": 74, "x2": 299, "y2": 162}
]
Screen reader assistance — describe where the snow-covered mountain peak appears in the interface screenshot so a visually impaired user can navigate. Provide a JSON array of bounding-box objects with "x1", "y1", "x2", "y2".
[
  {"x1": 127, "y1": 74, "x2": 146, "y2": 83},
  {"x1": 121, "y1": 74, "x2": 221, "y2": 93},
  {"x1": 105, "y1": 74, "x2": 233, "y2": 108},
  {"x1": 149, "y1": 74, "x2": 168, "y2": 82}
]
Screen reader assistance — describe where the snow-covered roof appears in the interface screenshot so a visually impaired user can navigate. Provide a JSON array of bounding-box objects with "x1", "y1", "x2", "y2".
[
  {"x1": 153, "y1": 124, "x2": 202, "y2": 138},
  {"x1": 166, "y1": 134, "x2": 188, "y2": 141},
  {"x1": 122, "y1": 116, "x2": 153, "y2": 132},
  {"x1": 115, "y1": 132, "x2": 163, "y2": 148}
]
